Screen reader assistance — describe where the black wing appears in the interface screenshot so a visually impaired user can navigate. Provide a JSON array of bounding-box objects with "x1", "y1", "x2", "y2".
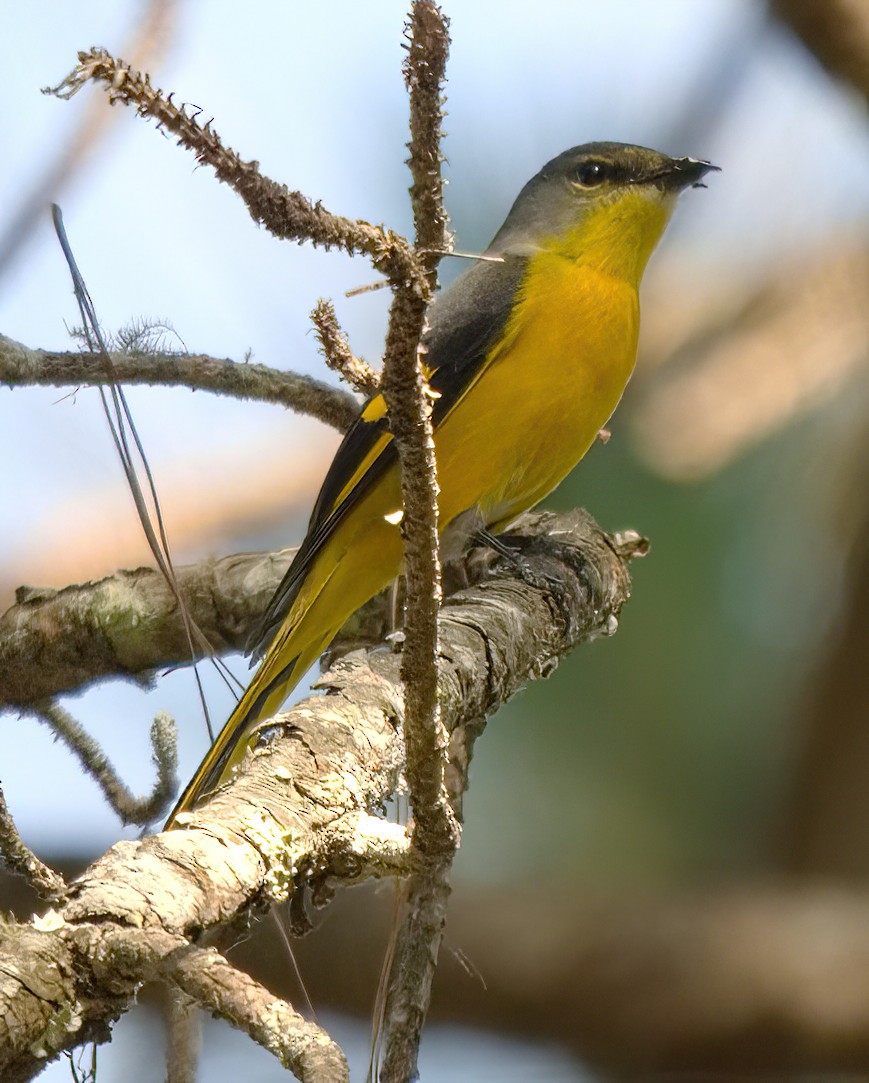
[{"x1": 249, "y1": 254, "x2": 528, "y2": 657}]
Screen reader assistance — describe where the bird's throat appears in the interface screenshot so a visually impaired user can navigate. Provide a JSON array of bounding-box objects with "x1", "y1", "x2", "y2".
[{"x1": 550, "y1": 190, "x2": 674, "y2": 284}]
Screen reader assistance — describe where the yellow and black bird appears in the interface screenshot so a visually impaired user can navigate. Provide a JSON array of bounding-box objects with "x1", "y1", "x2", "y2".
[{"x1": 167, "y1": 141, "x2": 717, "y2": 826}]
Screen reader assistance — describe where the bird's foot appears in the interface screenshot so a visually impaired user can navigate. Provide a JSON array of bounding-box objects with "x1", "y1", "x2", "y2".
[{"x1": 471, "y1": 527, "x2": 591, "y2": 597}]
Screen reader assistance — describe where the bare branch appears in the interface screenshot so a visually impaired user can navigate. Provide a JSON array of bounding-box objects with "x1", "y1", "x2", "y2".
[
  {"x1": 381, "y1": 0, "x2": 453, "y2": 850},
  {"x1": 31, "y1": 701, "x2": 177, "y2": 825},
  {"x1": 160, "y1": 939, "x2": 348, "y2": 1082},
  {"x1": 0, "y1": 333, "x2": 359, "y2": 433},
  {"x1": 0, "y1": 783, "x2": 67, "y2": 901},
  {"x1": 164, "y1": 987, "x2": 200, "y2": 1083},
  {"x1": 404, "y1": 0, "x2": 452, "y2": 281},
  {"x1": 379, "y1": 281, "x2": 447, "y2": 831},
  {"x1": 44, "y1": 50, "x2": 427, "y2": 292},
  {"x1": 379, "y1": 5, "x2": 453, "y2": 1077},
  {"x1": 310, "y1": 299, "x2": 380, "y2": 397}
]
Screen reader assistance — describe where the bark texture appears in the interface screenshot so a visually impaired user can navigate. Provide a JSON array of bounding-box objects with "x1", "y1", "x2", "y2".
[{"x1": 0, "y1": 509, "x2": 638, "y2": 1080}]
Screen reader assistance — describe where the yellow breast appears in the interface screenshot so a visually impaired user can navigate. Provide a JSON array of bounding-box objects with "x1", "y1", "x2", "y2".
[{"x1": 434, "y1": 250, "x2": 640, "y2": 527}]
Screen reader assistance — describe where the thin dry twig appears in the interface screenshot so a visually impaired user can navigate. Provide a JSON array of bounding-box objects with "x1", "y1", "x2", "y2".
[
  {"x1": 0, "y1": 783, "x2": 67, "y2": 901},
  {"x1": 378, "y1": 4, "x2": 454, "y2": 1080},
  {"x1": 32, "y1": 700, "x2": 178, "y2": 825},
  {"x1": 310, "y1": 298, "x2": 380, "y2": 397},
  {"x1": 44, "y1": 50, "x2": 428, "y2": 294},
  {"x1": 0, "y1": 332, "x2": 359, "y2": 433}
]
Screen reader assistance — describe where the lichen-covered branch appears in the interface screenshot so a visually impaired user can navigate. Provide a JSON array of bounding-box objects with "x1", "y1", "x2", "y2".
[
  {"x1": 0, "y1": 333, "x2": 359, "y2": 432},
  {"x1": 0, "y1": 922, "x2": 345, "y2": 1083},
  {"x1": 31, "y1": 702, "x2": 178, "y2": 825},
  {"x1": 0, "y1": 509, "x2": 639, "y2": 1081},
  {"x1": 0, "y1": 548, "x2": 298, "y2": 708}
]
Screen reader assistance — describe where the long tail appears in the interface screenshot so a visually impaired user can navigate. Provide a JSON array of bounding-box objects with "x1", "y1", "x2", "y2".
[
  {"x1": 164, "y1": 623, "x2": 332, "y2": 827},
  {"x1": 165, "y1": 519, "x2": 402, "y2": 828}
]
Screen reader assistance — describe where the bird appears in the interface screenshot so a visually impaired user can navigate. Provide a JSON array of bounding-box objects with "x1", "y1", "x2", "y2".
[{"x1": 166, "y1": 141, "x2": 717, "y2": 827}]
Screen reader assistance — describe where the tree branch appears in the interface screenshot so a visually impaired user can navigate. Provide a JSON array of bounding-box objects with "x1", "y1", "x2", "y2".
[
  {"x1": 0, "y1": 784, "x2": 67, "y2": 902},
  {"x1": 0, "y1": 333, "x2": 359, "y2": 433},
  {"x1": 44, "y1": 51, "x2": 428, "y2": 293},
  {"x1": 310, "y1": 299, "x2": 381, "y2": 397},
  {"x1": 158, "y1": 938, "x2": 348, "y2": 1082},
  {"x1": 31, "y1": 702, "x2": 178, "y2": 825},
  {"x1": 378, "y1": 4, "x2": 454, "y2": 1078},
  {"x1": 0, "y1": 509, "x2": 639, "y2": 1080},
  {"x1": 0, "y1": 548, "x2": 298, "y2": 707},
  {"x1": 405, "y1": 2, "x2": 452, "y2": 271},
  {"x1": 390, "y1": 0, "x2": 451, "y2": 837}
]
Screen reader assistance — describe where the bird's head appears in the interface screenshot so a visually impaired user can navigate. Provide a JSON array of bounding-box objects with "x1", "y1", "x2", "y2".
[{"x1": 491, "y1": 142, "x2": 719, "y2": 281}]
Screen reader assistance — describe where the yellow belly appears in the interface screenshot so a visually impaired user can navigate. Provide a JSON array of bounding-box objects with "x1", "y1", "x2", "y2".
[
  {"x1": 291, "y1": 253, "x2": 640, "y2": 626},
  {"x1": 320, "y1": 254, "x2": 640, "y2": 565},
  {"x1": 435, "y1": 253, "x2": 640, "y2": 528}
]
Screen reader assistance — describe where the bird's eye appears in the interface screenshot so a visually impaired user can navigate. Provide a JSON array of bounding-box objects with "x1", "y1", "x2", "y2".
[{"x1": 574, "y1": 161, "x2": 609, "y2": 187}]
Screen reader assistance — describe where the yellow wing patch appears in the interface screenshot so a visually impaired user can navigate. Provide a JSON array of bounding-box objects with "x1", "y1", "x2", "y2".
[
  {"x1": 332, "y1": 394, "x2": 393, "y2": 511},
  {"x1": 361, "y1": 395, "x2": 388, "y2": 423}
]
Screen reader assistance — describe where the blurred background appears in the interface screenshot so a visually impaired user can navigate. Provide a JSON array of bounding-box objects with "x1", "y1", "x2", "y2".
[{"x1": 1, "y1": 0, "x2": 868, "y2": 1078}]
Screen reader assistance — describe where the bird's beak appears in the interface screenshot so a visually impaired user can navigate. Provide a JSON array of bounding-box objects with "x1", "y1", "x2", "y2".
[{"x1": 658, "y1": 156, "x2": 721, "y2": 190}]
